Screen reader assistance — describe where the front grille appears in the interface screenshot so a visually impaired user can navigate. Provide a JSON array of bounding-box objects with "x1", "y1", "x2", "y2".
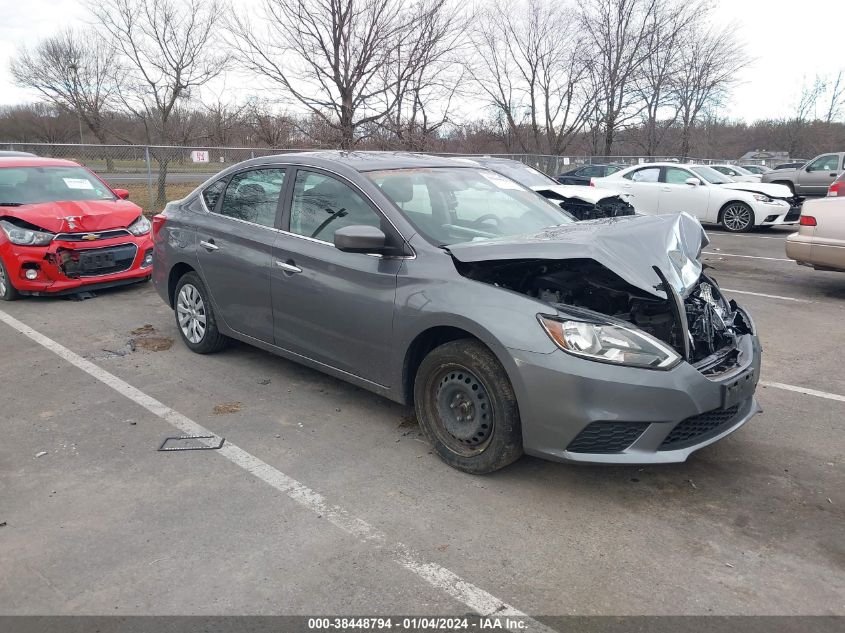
[
  {"x1": 784, "y1": 207, "x2": 802, "y2": 222},
  {"x1": 57, "y1": 243, "x2": 138, "y2": 278},
  {"x1": 659, "y1": 404, "x2": 741, "y2": 451},
  {"x1": 566, "y1": 422, "x2": 648, "y2": 454},
  {"x1": 55, "y1": 229, "x2": 132, "y2": 242}
]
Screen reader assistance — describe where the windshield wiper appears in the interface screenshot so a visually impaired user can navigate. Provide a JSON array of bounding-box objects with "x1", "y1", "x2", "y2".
[{"x1": 0, "y1": 202, "x2": 24, "y2": 207}]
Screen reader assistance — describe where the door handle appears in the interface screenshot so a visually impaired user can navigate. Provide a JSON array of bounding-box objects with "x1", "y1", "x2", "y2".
[
  {"x1": 661, "y1": 186, "x2": 671, "y2": 192},
  {"x1": 200, "y1": 240, "x2": 219, "y2": 251},
  {"x1": 275, "y1": 261, "x2": 302, "y2": 274}
]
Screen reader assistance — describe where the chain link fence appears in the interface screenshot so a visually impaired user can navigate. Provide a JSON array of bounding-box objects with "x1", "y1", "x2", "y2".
[{"x1": 2, "y1": 142, "x2": 733, "y2": 211}]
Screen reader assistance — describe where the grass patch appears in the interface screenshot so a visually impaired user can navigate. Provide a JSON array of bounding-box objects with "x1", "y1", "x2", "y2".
[{"x1": 121, "y1": 182, "x2": 199, "y2": 214}]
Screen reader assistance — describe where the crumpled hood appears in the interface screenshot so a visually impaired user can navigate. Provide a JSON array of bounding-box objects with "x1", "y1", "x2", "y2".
[
  {"x1": 446, "y1": 212, "x2": 708, "y2": 299},
  {"x1": 529, "y1": 184, "x2": 626, "y2": 204},
  {"x1": 719, "y1": 182, "x2": 793, "y2": 199},
  {"x1": 0, "y1": 199, "x2": 143, "y2": 233}
]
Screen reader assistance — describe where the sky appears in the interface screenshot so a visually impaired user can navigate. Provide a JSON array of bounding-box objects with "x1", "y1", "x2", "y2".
[{"x1": 0, "y1": 0, "x2": 839, "y2": 124}]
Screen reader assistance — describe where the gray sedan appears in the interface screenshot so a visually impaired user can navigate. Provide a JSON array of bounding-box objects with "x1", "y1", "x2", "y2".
[{"x1": 152, "y1": 152, "x2": 761, "y2": 473}]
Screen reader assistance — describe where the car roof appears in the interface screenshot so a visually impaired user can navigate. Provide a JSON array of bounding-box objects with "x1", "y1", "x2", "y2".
[
  {"x1": 237, "y1": 150, "x2": 467, "y2": 173},
  {"x1": 0, "y1": 156, "x2": 81, "y2": 168}
]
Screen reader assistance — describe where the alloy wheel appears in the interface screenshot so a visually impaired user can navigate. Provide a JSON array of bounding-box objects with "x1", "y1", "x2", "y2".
[
  {"x1": 0, "y1": 264, "x2": 7, "y2": 297},
  {"x1": 176, "y1": 283, "x2": 207, "y2": 344},
  {"x1": 722, "y1": 204, "x2": 752, "y2": 232},
  {"x1": 432, "y1": 366, "x2": 495, "y2": 456}
]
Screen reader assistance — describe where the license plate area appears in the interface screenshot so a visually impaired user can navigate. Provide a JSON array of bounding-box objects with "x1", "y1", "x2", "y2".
[
  {"x1": 722, "y1": 366, "x2": 758, "y2": 408},
  {"x1": 80, "y1": 251, "x2": 116, "y2": 271}
]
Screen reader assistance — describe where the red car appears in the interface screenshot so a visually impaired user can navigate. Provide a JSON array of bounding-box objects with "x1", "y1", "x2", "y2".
[{"x1": 0, "y1": 157, "x2": 154, "y2": 300}]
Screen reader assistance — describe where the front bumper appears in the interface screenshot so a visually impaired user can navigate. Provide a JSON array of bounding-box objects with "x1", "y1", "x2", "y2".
[
  {"x1": 0, "y1": 234, "x2": 154, "y2": 295},
  {"x1": 507, "y1": 329, "x2": 762, "y2": 464},
  {"x1": 757, "y1": 200, "x2": 801, "y2": 225}
]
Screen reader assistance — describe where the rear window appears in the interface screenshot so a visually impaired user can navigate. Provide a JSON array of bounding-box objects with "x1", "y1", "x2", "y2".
[{"x1": 0, "y1": 166, "x2": 115, "y2": 205}]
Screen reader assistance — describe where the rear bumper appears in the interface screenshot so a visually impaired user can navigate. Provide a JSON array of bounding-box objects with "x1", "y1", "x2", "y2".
[
  {"x1": 506, "y1": 330, "x2": 762, "y2": 464},
  {"x1": 0, "y1": 235, "x2": 154, "y2": 295}
]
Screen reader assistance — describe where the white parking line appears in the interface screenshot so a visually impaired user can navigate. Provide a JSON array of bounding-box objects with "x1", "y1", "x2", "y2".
[
  {"x1": 0, "y1": 308, "x2": 552, "y2": 633},
  {"x1": 703, "y1": 251, "x2": 792, "y2": 262},
  {"x1": 761, "y1": 381, "x2": 845, "y2": 403},
  {"x1": 720, "y1": 288, "x2": 812, "y2": 303}
]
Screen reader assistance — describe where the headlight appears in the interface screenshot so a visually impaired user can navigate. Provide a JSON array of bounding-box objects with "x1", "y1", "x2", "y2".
[
  {"x1": 0, "y1": 220, "x2": 54, "y2": 246},
  {"x1": 538, "y1": 315, "x2": 681, "y2": 370},
  {"x1": 128, "y1": 215, "x2": 152, "y2": 236},
  {"x1": 753, "y1": 194, "x2": 773, "y2": 203}
]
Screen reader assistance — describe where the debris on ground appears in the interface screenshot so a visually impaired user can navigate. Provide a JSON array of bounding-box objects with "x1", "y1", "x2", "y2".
[
  {"x1": 258, "y1": 378, "x2": 271, "y2": 385},
  {"x1": 213, "y1": 402, "x2": 243, "y2": 415},
  {"x1": 397, "y1": 415, "x2": 417, "y2": 428},
  {"x1": 131, "y1": 324, "x2": 156, "y2": 335},
  {"x1": 65, "y1": 291, "x2": 97, "y2": 301},
  {"x1": 437, "y1": 544, "x2": 449, "y2": 552},
  {"x1": 133, "y1": 336, "x2": 173, "y2": 352},
  {"x1": 158, "y1": 435, "x2": 225, "y2": 451},
  {"x1": 725, "y1": 563, "x2": 734, "y2": 568},
  {"x1": 35, "y1": 451, "x2": 47, "y2": 458},
  {"x1": 0, "y1": 521, "x2": 6, "y2": 527},
  {"x1": 688, "y1": 479, "x2": 697, "y2": 489}
]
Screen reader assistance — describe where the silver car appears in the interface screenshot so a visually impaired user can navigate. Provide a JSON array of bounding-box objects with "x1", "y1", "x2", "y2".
[{"x1": 152, "y1": 152, "x2": 761, "y2": 473}]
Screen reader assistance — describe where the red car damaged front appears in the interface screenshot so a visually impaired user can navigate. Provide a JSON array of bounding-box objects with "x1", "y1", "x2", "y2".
[{"x1": 0, "y1": 159, "x2": 154, "y2": 299}]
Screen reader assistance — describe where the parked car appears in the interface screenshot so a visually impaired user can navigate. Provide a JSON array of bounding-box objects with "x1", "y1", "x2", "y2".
[
  {"x1": 827, "y1": 172, "x2": 844, "y2": 197},
  {"x1": 762, "y1": 153, "x2": 845, "y2": 195},
  {"x1": 153, "y1": 151, "x2": 761, "y2": 473},
  {"x1": 592, "y1": 162, "x2": 802, "y2": 232},
  {"x1": 0, "y1": 157, "x2": 153, "y2": 300},
  {"x1": 771, "y1": 161, "x2": 807, "y2": 171},
  {"x1": 710, "y1": 164, "x2": 762, "y2": 182},
  {"x1": 0, "y1": 150, "x2": 36, "y2": 157},
  {"x1": 786, "y1": 196, "x2": 845, "y2": 272},
  {"x1": 461, "y1": 157, "x2": 635, "y2": 220},
  {"x1": 740, "y1": 165, "x2": 771, "y2": 175},
  {"x1": 556, "y1": 163, "x2": 624, "y2": 185}
]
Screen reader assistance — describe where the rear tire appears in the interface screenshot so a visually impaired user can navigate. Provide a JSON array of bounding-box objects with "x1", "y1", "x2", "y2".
[
  {"x1": 414, "y1": 339, "x2": 523, "y2": 474},
  {"x1": 173, "y1": 272, "x2": 228, "y2": 354},
  {"x1": 720, "y1": 202, "x2": 755, "y2": 233},
  {"x1": 0, "y1": 258, "x2": 20, "y2": 301}
]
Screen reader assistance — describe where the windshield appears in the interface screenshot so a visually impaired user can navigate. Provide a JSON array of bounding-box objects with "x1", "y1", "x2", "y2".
[
  {"x1": 367, "y1": 167, "x2": 573, "y2": 246},
  {"x1": 0, "y1": 166, "x2": 115, "y2": 206},
  {"x1": 731, "y1": 165, "x2": 753, "y2": 176},
  {"x1": 483, "y1": 162, "x2": 557, "y2": 188},
  {"x1": 691, "y1": 166, "x2": 734, "y2": 185}
]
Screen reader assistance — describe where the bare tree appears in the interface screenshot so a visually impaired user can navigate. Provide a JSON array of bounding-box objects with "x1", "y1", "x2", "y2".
[
  {"x1": 10, "y1": 28, "x2": 122, "y2": 166},
  {"x1": 467, "y1": 0, "x2": 592, "y2": 155},
  {"x1": 91, "y1": 0, "x2": 228, "y2": 205},
  {"x1": 245, "y1": 100, "x2": 297, "y2": 148},
  {"x1": 202, "y1": 99, "x2": 248, "y2": 147},
  {"x1": 672, "y1": 22, "x2": 747, "y2": 159},
  {"x1": 230, "y1": 0, "x2": 457, "y2": 149},
  {"x1": 824, "y1": 71, "x2": 845, "y2": 124}
]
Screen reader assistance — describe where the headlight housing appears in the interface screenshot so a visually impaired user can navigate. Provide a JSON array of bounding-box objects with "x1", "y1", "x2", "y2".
[
  {"x1": 752, "y1": 193, "x2": 773, "y2": 203},
  {"x1": 0, "y1": 219, "x2": 54, "y2": 246},
  {"x1": 538, "y1": 315, "x2": 681, "y2": 370},
  {"x1": 128, "y1": 215, "x2": 152, "y2": 236}
]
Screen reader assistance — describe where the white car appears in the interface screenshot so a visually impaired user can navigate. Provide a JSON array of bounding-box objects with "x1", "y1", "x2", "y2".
[
  {"x1": 710, "y1": 164, "x2": 763, "y2": 182},
  {"x1": 592, "y1": 163, "x2": 801, "y2": 232}
]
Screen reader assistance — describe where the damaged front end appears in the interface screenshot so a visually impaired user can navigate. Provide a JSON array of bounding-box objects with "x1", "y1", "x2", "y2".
[{"x1": 534, "y1": 188, "x2": 637, "y2": 221}]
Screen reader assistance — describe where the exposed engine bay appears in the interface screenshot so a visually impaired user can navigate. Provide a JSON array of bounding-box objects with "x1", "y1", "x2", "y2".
[
  {"x1": 455, "y1": 257, "x2": 753, "y2": 371},
  {"x1": 535, "y1": 190, "x2": 636, "y2": 221}
]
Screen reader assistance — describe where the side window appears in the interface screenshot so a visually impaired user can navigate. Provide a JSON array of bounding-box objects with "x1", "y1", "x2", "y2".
[
  {"x1": 579, "y1": 166, "x2": 600, "y2": 177},
  {"x1": 664, "y1": 167, "x2": 694, "y2": 184},
  {"x1": 289, "y1": 170, "x2": 382, "y2": 242},
  {"x1": 712, "y1": 166, "x2": 730, "y2": 176},
  {"x1": 605, "y1": 165, "x2": 622, "y2": 175},
  {"x1": 807, "y1": 155, "x2": 839, "y2": 172},
  {"x1": 218, "y1": 168, "x2": 286, "y2": 227},
  {"x1": 202, "y1": 177, "x2": 228, "y2": 210},
  {"x1": 625, "y1": 167, "x2": 660, "y2": 183}
]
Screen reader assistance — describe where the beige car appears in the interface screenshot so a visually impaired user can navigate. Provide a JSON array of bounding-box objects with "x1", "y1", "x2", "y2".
[{"x1": 786, "y1": 196, "x2": 845, "y2": 271}]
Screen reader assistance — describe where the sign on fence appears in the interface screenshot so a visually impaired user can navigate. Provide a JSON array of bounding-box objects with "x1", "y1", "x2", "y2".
[{"x1": 191, "y1": 150, "x2": 210, "y2": 163}]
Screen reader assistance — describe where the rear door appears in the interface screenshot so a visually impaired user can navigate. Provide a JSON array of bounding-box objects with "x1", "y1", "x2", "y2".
[
  {"x1": 657, "y1": 166, "x2": 712, "y2": 220},
  {"x1": 194, "y1": 167, "x2": 287, "y2": 343},
  {"x1": 270, "y1": 168, "x2": 403, "y2": 386},
  {"x1": 797, "y1": 154, "x2": 842, "y2": 195},
  {"x1": 617, "y1": 166, "x2": 662, "y2": 214}
]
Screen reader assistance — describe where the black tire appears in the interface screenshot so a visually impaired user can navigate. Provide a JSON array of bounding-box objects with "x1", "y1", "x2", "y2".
[
  {"x1": 0, "y1": 257, "x2": 20, "y2": 301},
  {"x1": 173, "y1": 272, "x2": 228, "y2": 354},
  {"x1": 720, "y1": 201, "x2": 755, "y2": 233},
  {"x1": 414, "y1": 339, "x2": 523, "y2": 474}
]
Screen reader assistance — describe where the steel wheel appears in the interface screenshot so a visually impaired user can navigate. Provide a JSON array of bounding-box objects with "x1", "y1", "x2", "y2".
[
  {"x1": 0, "y1": 258, "x2": 19, "y2": 301},
  {"x1": 722, "y1": 203, "x2": 754, "y2": 232},
  {"x1": 0, "y1": 264, "x2": 7, "y2": 297},
  {"x1": 176, "y1": 283, "x2": 207, "y2": 344},
  {"x1": 431, "y1": 365, "x2": 495, "y2": 457}
]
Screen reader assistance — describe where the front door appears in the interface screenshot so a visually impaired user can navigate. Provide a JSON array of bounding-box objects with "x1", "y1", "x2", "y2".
[
  {"x1": 271, "y1": 168, "x2": 402, "y2": 387},
  {"x1": 619, "y1": 166, "x2": 662, "y2": 214},
  {"x1": 194, "y1": 167, "x2": 287, "y2": 343},
  {"x1": 797, "y1": 154, "x2": 843, "y2": 195},
  {"x1": 658, "y1": 166, "x2": 712, "y2": 221}
]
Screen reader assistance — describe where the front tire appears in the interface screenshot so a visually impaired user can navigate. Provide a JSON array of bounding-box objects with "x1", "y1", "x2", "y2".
[
  {"x1": 414, "y1": 339, "x2": 523, "y2": 474},
  {"x1": 0, "y1": 258, "x2": 20, "y2": 301},
  {"x1": 173, "y1": 272, "x2": 228, "y2": 353},
  {"x1": 720, "y1": 202, "x2": 755, "y2": 233}
]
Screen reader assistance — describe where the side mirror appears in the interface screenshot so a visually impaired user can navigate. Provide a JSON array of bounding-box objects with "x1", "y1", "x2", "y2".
[
  {"x1": 334, "y1": 225, "x2": 387, "y2": 254},
  {"x1": 114, "y1": 188, "x2": 130, "y2": 200},
  {"x1": 685, "y1": 177, "x2": 701, "y2": 186}
]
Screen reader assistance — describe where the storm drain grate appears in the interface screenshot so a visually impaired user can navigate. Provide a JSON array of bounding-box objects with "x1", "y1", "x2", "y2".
[{"x1": 566, "y1": 422, "x2": 649, "y2": 454}]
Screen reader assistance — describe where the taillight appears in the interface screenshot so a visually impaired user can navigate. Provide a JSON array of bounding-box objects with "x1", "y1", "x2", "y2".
[
  {"x1": 828, "y1": 181, "x2": 843, "y2": 197},
  {"x1": 152, "y1": 213, "x2": 167, "y2": 237},
  {"x1": 800, "y1": 215, "x2": 817, "y2": 226}
]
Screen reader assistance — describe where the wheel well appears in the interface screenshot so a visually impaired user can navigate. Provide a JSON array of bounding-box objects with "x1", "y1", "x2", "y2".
[
  {"x1": 717, "y1": 200, "x2": 754, "y2": 224},
  {"x1": 167, "y1": 263, "x2": 195, "y2": 307},
  {"x1": 403, "y1": 326, "x2": 482, "y2": 405}
]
